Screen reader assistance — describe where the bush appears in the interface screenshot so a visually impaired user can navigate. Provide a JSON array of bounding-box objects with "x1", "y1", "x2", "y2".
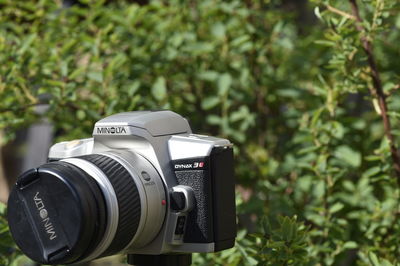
[
  {"x1": 0, "y1": 203, "x2": 21, "y2": 265},
  {"x1": 1, "y1": 0, "x2": 400, "y2": 265}
]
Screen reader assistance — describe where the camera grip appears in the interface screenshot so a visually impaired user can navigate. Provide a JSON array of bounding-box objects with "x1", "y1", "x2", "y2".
[{"x1": 174, "y1": 166, "x2": 213, "y2": 243}]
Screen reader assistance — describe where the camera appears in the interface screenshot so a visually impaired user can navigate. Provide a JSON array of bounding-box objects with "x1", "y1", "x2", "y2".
[{"x1": 7, "y1": 110, "x2": 236, "y2": 265}]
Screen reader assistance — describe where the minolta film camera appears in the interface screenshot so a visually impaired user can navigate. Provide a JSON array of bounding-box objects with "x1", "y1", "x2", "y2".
[{"x1": 7, "y1": 111, "x2": 236, "y2": 265}]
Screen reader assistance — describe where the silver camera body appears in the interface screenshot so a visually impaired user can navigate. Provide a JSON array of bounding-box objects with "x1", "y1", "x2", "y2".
[{"x1": 46, "y1": 111, "x2": 236, "y2": 261}]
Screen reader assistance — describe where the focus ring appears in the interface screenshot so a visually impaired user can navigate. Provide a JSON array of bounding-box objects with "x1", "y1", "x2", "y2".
[{"x1": 80, "y1": 154, "x2": 141, "y2": 256}]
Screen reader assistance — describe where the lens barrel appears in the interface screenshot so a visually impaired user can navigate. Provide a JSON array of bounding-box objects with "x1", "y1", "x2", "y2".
[
  {"x1": 7, "y1": 154, "x2": 142, "y2": 264},
  {"x1": 79, "y1": 154, "x2": 142, "y2": 257}
]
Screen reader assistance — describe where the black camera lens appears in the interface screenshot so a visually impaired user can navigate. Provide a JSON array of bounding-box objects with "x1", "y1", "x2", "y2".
[
  {"x1": 7, "y1": 162, "x2": 107, "y2": 264},
  {"x1": 7, "y1": 154, "x2": 142, "y2": 264}
]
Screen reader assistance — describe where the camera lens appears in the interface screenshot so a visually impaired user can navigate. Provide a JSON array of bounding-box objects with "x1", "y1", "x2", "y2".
[{"x1": 7, "y1": 152, "x2": 166, "y2": 264}]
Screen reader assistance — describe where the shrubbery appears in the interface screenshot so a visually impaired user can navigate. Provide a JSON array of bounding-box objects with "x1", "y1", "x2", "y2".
[{"x1": 1, "y1": 0, "x2": 400, "y2": 265}]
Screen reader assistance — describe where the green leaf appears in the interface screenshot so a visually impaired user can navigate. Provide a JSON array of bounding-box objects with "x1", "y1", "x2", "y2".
[
  {"x1": 197, "y1": 71, "x2": 219, "y2": 81},
  {"x1": 334, "y1": 146, "x2": 361, "y2": 168},
  {"x1": 281, "y1": 216, "x2": 292, "y2": 241},
  {"x1": 343, "y1": 241, "x2": 358, "y2": 249},
  {"x1": 362, "y1": 166, "x2": 381, "y2": 178},
  {"x1": 368, "y1": 252, "x2": 380, "y2": 266},
  {"x1": 184, "y1": 42, "x2": 214, "y2": 53},
  {"x1": 87, "y1": 71, "x2": 103, "y2": 83},
  {"x1": 0, "y1": 202, "x2": 5, "y2": 214},
  {"x1": 217, "y1": 73, "x2": 232, "y2": 96},
  {"x1": 211, "y1": 23, "x2": 226, "y2": 38},
  {"x1": 381, "y1": 259, "x2": 394, "y2": 266},
  {"x1": 314, "y1": 6, "x2": 322, "y2": 21},
  {"x1": 18, "y1": 34, "x2": 36, "y2": 55},
  {"x1": 261, "y1": 217, "x2": 272, "y2": 236},
  {"x1": 207, "y1": 115, "x2": 222, "y2": 125},
  {"x1": 128, "y1": 80, "x2": 141, "y2": 96},
  {"x1": 245, "y1": 256, "x2": 258, "y2": 265},
  {"x1": 314, "y1": 40, "x2": 336, "y2": 47},
  {"x1": 230, "y1": 106, "x2": 250, "y2": 122},
  {"x1": 298, "y1": 146, "x2": 320, "y2": 155},
  {"x1": 152, "y1": 76, "x2": 167, "y2": 101},
  {"x1": 329, "y1": 202, "x2": 344, "y2": 214},
  {"x1": 68, "y1": 67, "x2": 86, "y2": 80},
  {"x1": 77, "y1": 110, "x2": 86, "y2": 120},
  {"x1": 201, "y1": 97, "x2": 220, "y2": 110}
]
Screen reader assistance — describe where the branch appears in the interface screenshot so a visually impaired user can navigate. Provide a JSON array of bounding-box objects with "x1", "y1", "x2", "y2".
[
  {"x1": 348, "y1": 0, "x2": 400, "y2": 181},
  {"x1": 326, "y1": 4, "x2": 356, "y2": 21},
  {"x1": 0, "y1": 103, "x2": 42, "y2": 114}
]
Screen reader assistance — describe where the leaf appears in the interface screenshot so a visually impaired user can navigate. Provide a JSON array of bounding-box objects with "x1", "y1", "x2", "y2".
[
  {"x1": 197, "y1": 71, "x2": 219, "y2": 81},
  {"x1": 76, "y1": 110, "x2": 86, "y2": 120},
  {"x1": 281, "y1": 216, "x2": 292, "y2": 241},
  {"x1": 311, "y1": 108, "x2": 324, "y2": 128},
  {"x1": 211, "y1": 23, "x2": 226, "y2": 38},
  {"x1": 230, "y1": 106, "x2": 250, "y2": 122},
  {"x1": 245, "y1": 256, "x2": 258, "y2": 266},
  {"x1": 298, "y1": 146, "x2": 319, "y2": 155},
  {"x1": 128, "y1": 80, "x2": 141, "y2": 96},
  {"x1": 381, "y1": 259, "x2": 394, "y2": 266},
  {"x1": 368, "y1": 252, "x2": 380, "y2": 266},
  {"x1": 329, "y1": 202, "x2": 344, "y2": 214},
  {"x1": 87, "y1": 71, "x2": 103, "y2": 83},
  {"x1": 314, "y1": 180, "x2": 325, "y2": 199},
  {"x1": 334, "y1": 146, "x2": 361, "y2": 168},
  {"x1": 0, "y1": 202, "x2": 5, "y2": 214},
  {"x1": 276, "y1": 88, "x2": 301, "y2": 98},
  {"x1": 314, "y1": 40, "x2": 336, "y2": 47},
  {"x1": 68, "y1": 67, "x2": 86, "y2": 79},
  {"x1": 217, "y1": 73, "x2": 232, "y2": 96},
  {"x1": 343, "y1": 241, "x2": 358, "y2": 249},
  {"x1": 151, "y1": 76, "x2": 167, "y2": 101},
  {"x1": 207, "y1": 115, "x2": 221, "y2": 125},
  {"x1": 231, "y1": 35, "x2": 251, "y2": 47},
  {"x1": 201, "y1": 97, "x2": 220, "y2": 110},
  {"x1": 184, "y1": 42, "x2": 214, "y2": 53},
  {"x1": 18, "y1": 34, "x2": 36, "y2": 55},
  {"x1": 363, "y1": 166, "x2": 381, "y2": 178},
  {"x1": 314, "y1": 6, "x2": 323, "y2": 21},
  {"x1": 261, "y1": 217, "x2": 272, "y2": 236}
]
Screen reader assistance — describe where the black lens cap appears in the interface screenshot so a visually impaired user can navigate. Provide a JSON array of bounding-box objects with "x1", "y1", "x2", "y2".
[{"x1": 7, "y1": 162, "x2": 106, "y2": 265}]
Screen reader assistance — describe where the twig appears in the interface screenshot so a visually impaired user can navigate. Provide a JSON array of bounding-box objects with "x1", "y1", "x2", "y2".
[
  {"x1": 0, "y1": 103, "x2": 42, "y2": 114},
  {"x1": 348, "y1": 0, "x2": 400, "y2": 181},
  {"x1": 325, "y1": 4, "x2": 356, "y2": 21}
]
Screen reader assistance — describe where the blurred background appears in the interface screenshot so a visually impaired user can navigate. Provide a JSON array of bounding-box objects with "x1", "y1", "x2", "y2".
[{"x1": 1, "y1": 0, "x2": 400, "y2": 265}]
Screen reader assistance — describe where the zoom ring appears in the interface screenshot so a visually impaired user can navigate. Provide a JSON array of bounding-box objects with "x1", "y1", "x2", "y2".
[{"x1": 80, "y1": 154, "x2": 141, "y2": 256}]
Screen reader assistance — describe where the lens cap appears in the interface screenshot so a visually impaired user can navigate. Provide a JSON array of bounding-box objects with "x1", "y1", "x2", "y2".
[{"x1": 7, "y1": 162, "x2": 106, "y2": 264}]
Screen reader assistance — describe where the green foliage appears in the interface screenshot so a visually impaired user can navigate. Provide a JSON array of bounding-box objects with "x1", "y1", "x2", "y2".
[
  {"x1": 193, "y1": 230, "x2": 259, "y2": 266},
  {"x1": 1, "y1": 0, "x2": 400, "y2": 265},
  {"x1": 0, "y1": 203, "x2": 21, "y2": 265},
  {"x1": 254, "y1": 216, "x2": 309, "y2": 265}
]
